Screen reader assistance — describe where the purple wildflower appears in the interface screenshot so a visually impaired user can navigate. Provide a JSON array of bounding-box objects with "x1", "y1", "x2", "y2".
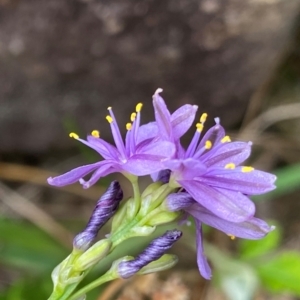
[
  {"x1": 73, "y1": 181, "x2": 123, "y2": 251},
  {"x1": 47, "y1": 102, "x2": 176, "y2": 189},
  {"x1": 152, "y1": 90, "x2": 276, "y2": 222},
  {"x1": 166, "y1": 192, "x2": 275, "y2": 279},
  {"x1": 118, "y1": 229, "x2": 182, "y2": 279}
]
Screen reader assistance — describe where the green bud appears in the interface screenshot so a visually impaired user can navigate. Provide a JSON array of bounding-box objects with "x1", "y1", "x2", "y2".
[
  {"x1": 74, "y1": 239, "x2": 112, "y2": 271},
  {"x1": 141, "y1": 182, "x2": 163, "y2": 198},
  {"x1": 138, "y1": 254, "x2": 178, "y2": 275},
  {"x1": 146, "y1": 211, "x2": 180, "y2": 226},
  {"x1": 129, "y1": 225, "x2": 156, "y2": 237},
  {"x1": 111, "y1": 200, "x2": 129, "y2": 232}
]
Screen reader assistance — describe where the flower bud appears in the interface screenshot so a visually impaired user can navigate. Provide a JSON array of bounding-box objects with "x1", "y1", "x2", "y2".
[
  {"x1": 118, "y1": 229, "x2": 182, "y2": 279},
  {"x1": 74, "y1": 239, "x2": 112, "y2": 271},
  {"x1": 156, "y1": 169, "x2": 171, "y2": 183},
  {"x1": 138, "y1": 254, "x2": 178, "y2": 275},
  {"x1": 146, "y1": 211, "x2": 180, "y2": 226},
  {"x1": 165, "y1": 192, "x2": 194, "y2": 211},
  {"x1": 73, "y1": 181, "x2": 123, "y2": 251}
]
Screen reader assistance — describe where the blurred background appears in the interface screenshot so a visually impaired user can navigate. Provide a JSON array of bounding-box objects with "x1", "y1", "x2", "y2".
[{"x1": 1, "y1": 0, "x2": 300, "y2": 299}]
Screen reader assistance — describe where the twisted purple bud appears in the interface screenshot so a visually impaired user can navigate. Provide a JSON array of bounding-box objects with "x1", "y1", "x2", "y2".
[
  {"x1": 156, "y1": 169, "x2": 171, "y2": 184},
  {"x1": 73, "y1": 181, "x2": 123, "y2": 251},
  {"x1": 166, "y1": 192, "x2": 195, "y2": 211},
  {"x1": 118, "y1": 229, "x2": 182, "y2": 279}
]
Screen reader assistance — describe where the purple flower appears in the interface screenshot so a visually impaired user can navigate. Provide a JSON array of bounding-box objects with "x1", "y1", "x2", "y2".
[
  {"x1": 118, "y1": 229, "x2": 182, "y2": 279},
  {"x1": 166, "y1": 193, "x2": 275, "y2": 279},
  {"x1": 48, "y1": 102, "x2": 176, "y2": 188},
  {"x1": 73, "y1": 181, "x2": 123, "y2": 251},
  {"x1": 152, "y1": 90, "x2": 276, "y2": 223}
]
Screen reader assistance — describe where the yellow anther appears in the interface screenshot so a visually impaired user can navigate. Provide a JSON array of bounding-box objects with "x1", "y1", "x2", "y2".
[
  {"x1": 136, "y1": 103, "x2": 143, "y2": 112},
  {"x1": 130, "y1": 112, "x2": 137, "y2": 122},
  {"x1": 196, "y1": 123, "x2": 204, "y2": 132},
  {"x1": 126, "y1": 123, "x2": 132, "y2": 130},
  {"x1": 221, "y1": 135, "x2": 231, "y2": 143},
  {"x1": 69, "y1": 132, "x2": 79, "y2": 139},
  {"x1": 200, "y1": 113, "x2": 208, "y2": 123},
  {"x1": 228, "y1": 234, "x2": 236, "y2": 240},
  {"x1": 91, "y1": 130, "x2": 100, "y2": 138},
  {"x1": 106, "y1": 115, "x2": 113, "y2": 123},
  {"x1": 205, "y1": 140, "x2": 212, "y2": 150},
  {"x1": 225, "y1": 163, "x2": 236, "y2": 169},
  {"x1": 242, "y1": 166, "x2": 254, "y2": 173},
  {"x1": 107, "y1": 106, "x2": 112, "y2": 110}
]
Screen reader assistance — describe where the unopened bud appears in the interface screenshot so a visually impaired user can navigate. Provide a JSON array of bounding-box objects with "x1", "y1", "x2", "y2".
[
  {"x1": 146, "y1": 211, "x2": 180, "y2": 226},
  {"x1": 74, "y1": 239, "x2": 112, "y2": 271},
  {"x1": 118, "y1": 229, "x2": 182, "y2": 279},
  {"x1": 156, "y1": 169, "x2": 171, "y2": 183},
  {"x1": 165, "y1": 192, "x2": 194, "y2": 211},
  {"x1": 138, "y1": 254, "x2": 178, "y2": 275},
  {"x1": 73, "y1": 181, "x2": 123, "y2": 251}
]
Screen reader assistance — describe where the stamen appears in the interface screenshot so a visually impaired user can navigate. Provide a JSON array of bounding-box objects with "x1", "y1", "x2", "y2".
[
  {"x1": 106, "y1": 116, "x2": 113, "y2": 124},
  {"x1": 242, "y1": 166, "x2": 254, "y2": 173},
  {"x1": 126, "y1": 123, "x2": 132, "y2": 130},
  {"x1": 91, "y1": 130, "x2": 100, "y2": 138},
  {"x1": 196, "y1": 123, "x2": 204, "y2": 132},
  {"x1": 221, "y1": 136, "x2": 231, "y2": 143},
  {"x1": 225, "y1": 163, "x2": 236, "y2": 169},
  {"x1": 200, "y1": 113, "x2": 208, "y2": 123},
  {"x1": 135, "y1": 103, "x2": 143, "y2": 112},
  {"x1": 130, "y1": 112, "x2": 136, "y2": 122},
  {"x1": 69, "y1": 132, "x2": 79, "y2": 139},
  {"x1": 205, "y1": 140, "x2": 212, "y2": 149},
  {"x1": 228, "y1": 234, "x2": 236, "y2": 240},
  {"x1": 107, "y1": 106, "x2": 112, "y2": 110}
]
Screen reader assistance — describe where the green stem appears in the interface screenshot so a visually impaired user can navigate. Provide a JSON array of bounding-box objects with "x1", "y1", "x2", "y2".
[{"x1": 67, "y1": 272, "x2": 117, "y2": 300}]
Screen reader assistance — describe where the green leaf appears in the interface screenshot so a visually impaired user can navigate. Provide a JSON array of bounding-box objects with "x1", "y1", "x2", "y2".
[
  {"x1": 254, "y1": 163, "x2": 300, "y2": 201},
  {"x1": 238, "y1": 223, "x2": 281, "y2": 259},
  {"x1": 0, "y1": 218, "x2": 68, "y2": 272},
  {"x1": 205, "y1": 243, "x2": 259, "y2": 300},
  {"x1": 256, "y1": 251, "x2": 300, "y2": 296}
]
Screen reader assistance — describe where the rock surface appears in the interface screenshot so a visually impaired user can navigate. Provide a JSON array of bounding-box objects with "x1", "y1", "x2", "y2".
[{"x1": 0, "y1": 0, "x2": 299, "y2": 153}]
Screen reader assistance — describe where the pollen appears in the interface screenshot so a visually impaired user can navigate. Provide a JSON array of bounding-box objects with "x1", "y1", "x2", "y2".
[
  {"x1": 225, "y1": 163, "x2": 236, "y2": 169},
  {"x1": 221, "y1": 136, "x2": 231, "y2": 143},
  {"x1": 91, "y1": 130, "x2": 100, "y2": 138},
  {"x1": 126, "y1": 123, "x2": 132, "y2": 130},
  {"x1": 200, "y1": 113, "x2": 208, "y2": 123},
  {"x1": 130, "y1": 112, "x2": 137, "y2": 122},
  {"x1": 228, "y1": 234, "x2": 236, "y2": 240},
  {"x1": 205, "y1": 140, "x2": 212, "y2": 149},
  {"x1": 106, "y1": 115, "x2": 113, "y2": 123},
  {"x1": 69, "y1": 132, "x2": 79, "y2": 139},
  {"x1": 196, "y1": 123, "x2": 204, "y2": 132},
  {"x1": 242, "y1": 166, "x2": 254, "y2": 173},
  {"x1": 136, "y1": 103, "x2": 143, "y2": 112}
]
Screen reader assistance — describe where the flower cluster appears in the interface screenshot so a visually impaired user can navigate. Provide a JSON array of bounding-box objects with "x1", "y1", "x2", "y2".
[{"x1": 48, "y1": 88, "x2": 276, "y2": 298}]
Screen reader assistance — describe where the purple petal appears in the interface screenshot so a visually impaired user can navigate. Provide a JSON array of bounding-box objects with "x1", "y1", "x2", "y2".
[
  {"x1": 165, "y1": 158, "x2": 207, "y2": 180},
  {"x1": 81, "y1": 162, "x2": 118, "y2": 189},
  {"x1": 123, "y1": 154, "x2": 167, "y2": 175},
  {"x1": 137, "y1": 122, "x2": 158, "y2": 144},
  {"x1": 195, "y1": 219, "x2": 212, "y2": 279},
  {"x1": 199, "y1": 168, "x2": 276, "y2": 195},
  {"x1": 196, "y1": 123, "x2": 225, "y2": 152},
  {"x1": 137, "y1": 141, "x2": 175, "y2": 158},
  {"x1": 179, "y1": 180, "x2": 255, "y2": 222},
  {"x1": 47, "y1": 161, "x2": 105, "y2": 187},
  {"x1": 189, "y1": 205, "x2": 274, "y2": 239},
  {"x1": 201, "y1": 142, "x2": 251, "y2": 168},
  {"x1": 153, "y1": 90, "x2": 173, "y2": 140},
  {"x1": 171, "y1": 104, "x2": 198, "y2": 139},
  {"x1": 87, "y1": 136, "x2": 119, "y2": 160}
]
